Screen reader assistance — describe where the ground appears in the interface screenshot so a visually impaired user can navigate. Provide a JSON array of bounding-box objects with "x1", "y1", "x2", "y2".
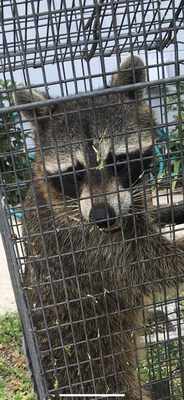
[{"x1": 0, "y1": 234, "x2": 17, "y2": 315}]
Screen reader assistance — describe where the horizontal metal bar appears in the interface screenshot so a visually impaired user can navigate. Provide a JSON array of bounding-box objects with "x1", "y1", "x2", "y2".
[{"x1": 0, "y1": 74, "x2": 184, "y2": 116}]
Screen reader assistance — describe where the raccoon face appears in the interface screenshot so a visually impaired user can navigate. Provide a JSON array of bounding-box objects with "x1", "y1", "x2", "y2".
[
  {"x1": 45, "y1": 141, "x2": 152, "y2": 228},
  {"x1": 16, "y1": 56, "x2": 154, "y2": 230}
]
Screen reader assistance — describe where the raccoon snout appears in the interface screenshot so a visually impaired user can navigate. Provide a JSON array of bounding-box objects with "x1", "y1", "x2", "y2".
[{"x1": 89, "y1": 205, "x2": 117, "y2": 228}]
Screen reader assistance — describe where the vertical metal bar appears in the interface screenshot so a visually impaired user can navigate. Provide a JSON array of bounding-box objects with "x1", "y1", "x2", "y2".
[{"x1": 0, "y1": 201, "x2": 48, "y2": 399}]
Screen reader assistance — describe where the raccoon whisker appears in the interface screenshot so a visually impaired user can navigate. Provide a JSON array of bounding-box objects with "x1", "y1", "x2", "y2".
[
  {"x1": 132, "y1": 193, "x2": 151, "y2": 202},
  {"x1": 67, "y1": 209, "x2": 80, "y2": 215},
  {"x1": 64, "y1": 209, "x2": 79, "y2": 214},
  {"x1": 67, "y1": 205, "x2": 79, "y2": 208},
  {"x1": 132, "y1": 201, "x2": 152, "y2": 209},
  {"x1": 68, "y1": 215, "x2": 81, "y2": 223},
  {"x1": 134, "y1": 188, "x2": 151, "y2": 195},
  {"x1": 132, "y1": 207, "x2": 154, "y2": 214},
  {"x1": 52, "y1": 202, "x2": 76, "y2": 207},
  {"x1": 53, "y1": 217, "x2": 81, "y2": 232},
  {"x1": 132, "y1": 198, "x2": 152, "y2": 204},
  {"x1": 66, "y1": 201, "x2": 78, "y2": 205},
  {"x1": 130, "y1": 171, "x2": 146, "y2": 188},
  {"x1": 67, "y1": 209, "x2": 79, "y2": 214},
  {"x1": 53, "y1": 205, "x2": 79, "y2": 213},
  {"x1": 132, "y1": 189, "x2": 147, "y2": 195},
  {"x1": 65, "y1": 195, "x2": 78, "y2": 202},
  {"x1": 66, "y1": 206, "x2": 78, "y2": 210},
  {"x1": 132, "y1": 197, "x2": 154, "y2": 208},
  {"x1": 65, "y1": 210, "x2": 80, "y2": 218},
  {"x1": 131, "y1": 176, "x2": 152, "y2": 190},
  {"x1": 54, "y1": 212, "x2": 80, "y2": 221},
  {"x1": 128, "y1": 205, "x2": 145, "y2": 212},
  {"x1": 56, "y1": 211, "x2": 79, "y2": 216},
  {"x1": 132, "y1": 183, "x2": 151, "y2": 192}
]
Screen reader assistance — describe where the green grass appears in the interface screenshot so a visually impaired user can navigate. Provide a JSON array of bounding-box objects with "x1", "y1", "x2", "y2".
[
  {"x1": 1, "y1": 312, "x2": 183, "y2": 399},
  {"x1": 140, "y1": 338, "x2": 184, "y2": 399},
  {"x1": 0, "y1": 312, "x2": 34, "y2": 400}
]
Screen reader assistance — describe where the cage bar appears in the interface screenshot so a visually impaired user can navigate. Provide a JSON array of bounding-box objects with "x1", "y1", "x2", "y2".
[{"x1": 0, "y1": 1, "x2": 184, "y2": 399}]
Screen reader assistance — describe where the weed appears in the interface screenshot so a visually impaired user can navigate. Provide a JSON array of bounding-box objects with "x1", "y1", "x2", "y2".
[{"x1": 0, "y1": 313, "x2": 34, "y2": 399}]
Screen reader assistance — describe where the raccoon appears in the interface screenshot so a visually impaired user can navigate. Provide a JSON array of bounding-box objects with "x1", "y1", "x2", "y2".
[{"x1": 16, "y1": 56, "x2": 184, "y2": 399}]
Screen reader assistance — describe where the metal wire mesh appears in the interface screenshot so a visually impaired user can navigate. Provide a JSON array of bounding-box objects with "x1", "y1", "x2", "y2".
[{"x1": 1, "y1": 1, "x2": 184, "y2": 399}]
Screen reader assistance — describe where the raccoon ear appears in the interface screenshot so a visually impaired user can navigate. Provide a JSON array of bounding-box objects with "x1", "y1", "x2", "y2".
[
  {"x1": 14, "y1": 90, "x2": 50, "y2": 122},
  {"x1": 111, "y1": 55, "x2": 146, "y2": 98}
]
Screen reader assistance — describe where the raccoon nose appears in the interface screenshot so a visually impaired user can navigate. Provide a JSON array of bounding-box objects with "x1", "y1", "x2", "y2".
[{"x1": 89, "y1": 205, "x2": 116, "y2": 228}]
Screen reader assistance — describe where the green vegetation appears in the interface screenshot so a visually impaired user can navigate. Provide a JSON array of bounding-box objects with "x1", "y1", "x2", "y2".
[
  {"x1": 0, "y1": 312, "x2": 184, "y2": 398},
  {"x1": 0, "y1": 80, "x2": 29, "y2": 207},
  {"x1": 155, "y1": 82, "x2": 184, "y2": 189},
  {"x1": 0, "y1": 313, "x2": 34, "y2": 400},
  {"x1": 166, "y1": 82, "x2": 184, "y2": 189},
  {"x1": 140, "y1": 337, "x2": 184, "y2": 398}
]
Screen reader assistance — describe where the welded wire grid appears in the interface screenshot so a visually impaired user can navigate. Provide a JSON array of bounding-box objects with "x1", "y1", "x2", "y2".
[{"x1": 0, "y1": 0, "x2": 184, "y2": 399}]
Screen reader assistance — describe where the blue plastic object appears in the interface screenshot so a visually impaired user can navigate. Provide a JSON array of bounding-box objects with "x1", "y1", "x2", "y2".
[
  {"x1": 28, "y1": 151, "x2": 35, "y2": 161},
  {"x1": 4, "y1": 204, "x2": 23, "y2": 219},
  {"x1": 154, "y1": 128, "x2": 168, "y2": 178}
]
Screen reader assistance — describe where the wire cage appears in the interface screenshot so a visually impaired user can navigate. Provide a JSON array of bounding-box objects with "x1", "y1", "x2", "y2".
[{"x1": 1, "y1": 1, "x2": 184, "y2": 399}]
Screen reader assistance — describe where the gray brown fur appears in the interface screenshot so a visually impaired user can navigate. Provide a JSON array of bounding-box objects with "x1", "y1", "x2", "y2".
[{"x1": 16, "y1": 56, "x2": 184, "y2": 399}]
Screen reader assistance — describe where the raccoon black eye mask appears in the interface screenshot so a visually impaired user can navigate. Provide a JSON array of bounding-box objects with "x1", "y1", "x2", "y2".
[
  {"x1": 106, "y1": 146, "x2": 152, "y2": 188},
  {"x1": 48, "y1": 146, "x2": 153, "y2": 199},
  {"x1": 48, "y1": 161, "x2": 85, "y2": 198}
]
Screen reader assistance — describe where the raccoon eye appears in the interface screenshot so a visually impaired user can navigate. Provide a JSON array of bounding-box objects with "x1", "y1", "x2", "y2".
[
  {"x1": 115, "y1": 155, "x2": 127, "y2": 172},
  {"x1": 106, "y1": 152, "x2": 127, "y2": 173},
  {"x1": 63, "y1": 162, "x2": 85, "y2": 198},
  {"x1": 48, "y1": 162, "x2": 85, "y2": 199},
  {"x1": 75, "y1": 170, "x2": 84, "y2": 181},
  {"x1": 67, "y1": 162, "x2": 85, "y2": 182}
]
